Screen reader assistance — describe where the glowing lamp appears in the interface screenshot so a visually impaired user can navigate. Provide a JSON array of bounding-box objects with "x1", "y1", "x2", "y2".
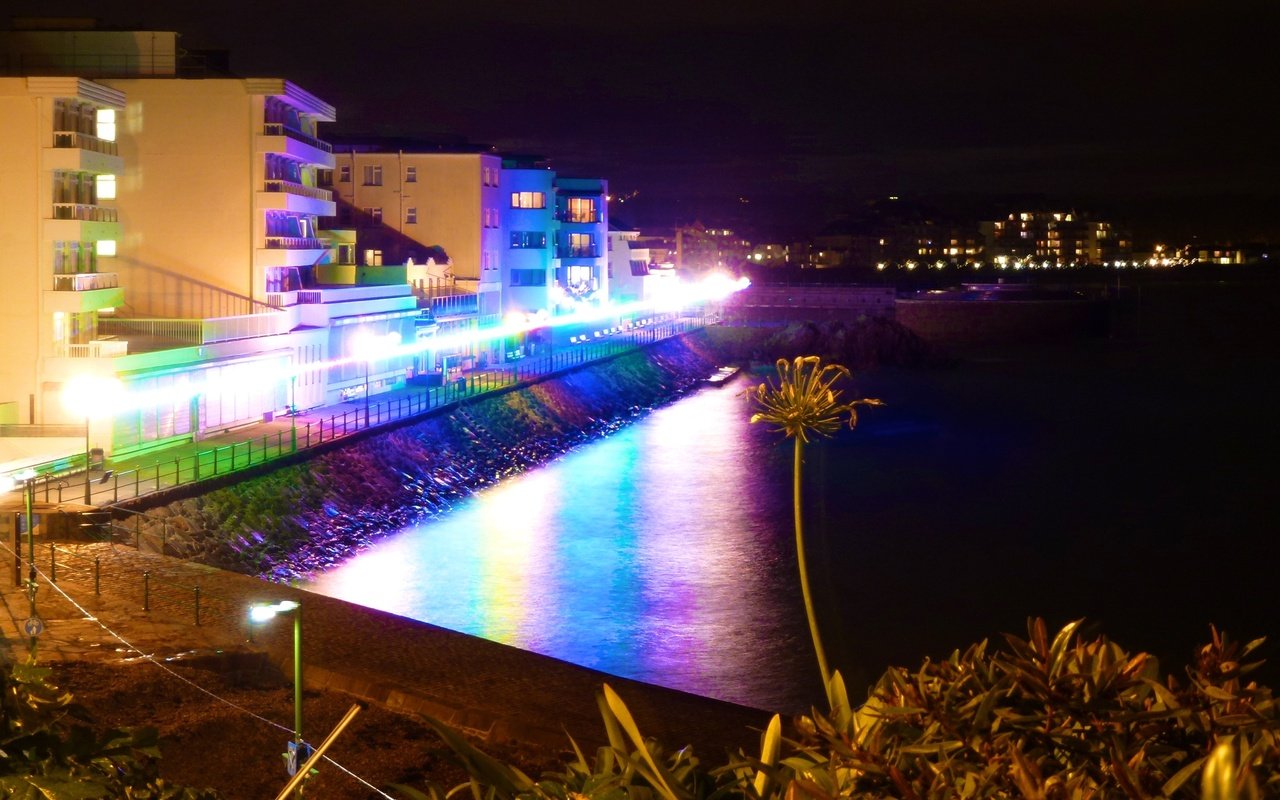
[
  {"x1": 248, "y1": 599, "x2": 300, "y2": 623},
  {"x1": 61, "y1": 374, "x2": 126, "y2": 419}
]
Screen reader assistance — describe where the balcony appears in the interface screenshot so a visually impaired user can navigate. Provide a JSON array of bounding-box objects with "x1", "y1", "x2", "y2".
[
  {"x1": 264, "y1": 180, "x2": 333, "y2": 202},
  {"x1": 557, "y1": 245, "x2": 601, "y2": 259},
  {"x1": 263, "y1": 123, "x2": 332, "y2": 153},
  {"x1": 52, "y1": 130, "x2": 118, "y2": 156},
  {"x1": 427, "y1": 293, "x2": 479, "y2": 319},
  {"x1": 53, "y1": 272, "x2": 119, "y2": 291},
  {"x1": 98, "y1": 309, "x2": 295, "y2": 349},
  {"x1": 53, "y1": 339, "x2": 129, "y2": 358},
  {"x1": 557, "y1": 211, "x2": 602, "y2": 224},
  {"x1": 264, "y1": 236, "x2": 326, "y2": 250},
  {"x1": 52, "y1": 203, "x2": 117, "y2": 222}
]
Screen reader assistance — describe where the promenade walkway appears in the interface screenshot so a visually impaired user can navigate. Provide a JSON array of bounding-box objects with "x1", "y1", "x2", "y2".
[
  {"x1": 5, "y1": 315, "x2": 700, "y2": 512},
  {"x1": 1, "y1": 311, "x2": 769, "y2": 756}
]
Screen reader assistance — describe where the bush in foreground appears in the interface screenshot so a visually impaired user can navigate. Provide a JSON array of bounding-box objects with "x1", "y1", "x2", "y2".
[
  {"x1": 404, "y1": 619, "x2": 1279, "y2": 800},
  {"x1": 1, "y1": 656, "x2": 220, "y2": 798}
]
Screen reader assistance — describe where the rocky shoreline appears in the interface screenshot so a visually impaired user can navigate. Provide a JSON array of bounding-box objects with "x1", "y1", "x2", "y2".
[
  {"x1": 132, "y1": 333, "x2": 724, "y2": 581},
  {"x1": 126, "y1": 320, "x2": 939, "y2": 583}
]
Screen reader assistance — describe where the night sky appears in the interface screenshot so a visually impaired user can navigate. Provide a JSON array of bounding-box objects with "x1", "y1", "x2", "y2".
[{"x1": 10, "y1": 0, "x2": 1279, "y2": 241}]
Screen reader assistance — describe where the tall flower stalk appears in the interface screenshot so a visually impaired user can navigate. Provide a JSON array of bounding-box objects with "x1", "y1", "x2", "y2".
[{"x1": 749, "y1": 356, "x2": 882, "y2": 692}]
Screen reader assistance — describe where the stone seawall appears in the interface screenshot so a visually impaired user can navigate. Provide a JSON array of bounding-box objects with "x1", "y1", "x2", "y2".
[{"x1": 133, "y1": 334, "x2": 721, "y2": 581}]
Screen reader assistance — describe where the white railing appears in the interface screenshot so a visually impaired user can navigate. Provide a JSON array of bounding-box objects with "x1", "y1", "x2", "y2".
[
  {"x1": 264, "y1": 180, "x2": 334, "y2": 202},
  {"x1": 264, "y1": 236, "x2": 325, "y2": 250},
  {"x1": 53, "y1": 339, "x2": 129, "y2": 358},
  {"x1": 52, "y1": 203, "x2": 117, "y2": 222},
  {"x1": 200, "y1": 310, "x2": 294, "y2": 343},
  {"x1": 52, "y1": 130, "x2": 119, "y2": 156},
  {"x1": 53, "y1": 272, "x2": 119, "y2": 291},
  {"x1": 99, "y1": 318, "x2": 202, "y2": 346}
]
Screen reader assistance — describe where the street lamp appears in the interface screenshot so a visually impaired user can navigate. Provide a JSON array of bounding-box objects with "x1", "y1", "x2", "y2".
[
  {"x1": 351, "y1": 330, "x2": 401, "y2": 427},
  {"x1": 61, "y1": 374, "x2": 125, "y2": 505},
  {"x1": 249, "y1": 599, "x2": 305, "y2": 780}
]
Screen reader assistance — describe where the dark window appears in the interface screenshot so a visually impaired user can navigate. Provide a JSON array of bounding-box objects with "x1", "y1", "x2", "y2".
[
  {"x1": 509, "y1": 231, "x2": 547, "y2": 249},
  {"x1": 510, "y1": 269, "x2": 546, "y2": 286}
]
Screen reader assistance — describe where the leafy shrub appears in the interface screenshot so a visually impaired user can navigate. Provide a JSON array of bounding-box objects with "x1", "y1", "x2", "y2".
[
  {"x1": 405, "y1": 620, "x2": 1279, "y2": 800},
  {"x1": 1, "y1": 657, "x2": 221, "y2": 798}
]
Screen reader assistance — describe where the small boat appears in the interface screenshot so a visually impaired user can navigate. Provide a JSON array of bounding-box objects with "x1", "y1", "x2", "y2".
[{"x1": 706, "y1": 366, "x2": 740, "y2": 386}]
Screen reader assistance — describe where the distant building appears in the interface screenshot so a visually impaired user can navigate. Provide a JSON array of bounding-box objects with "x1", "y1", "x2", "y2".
[
  {"x1": 608, "y1": 221, "x2": 676, "y2": 304},
  {"x1": 675, "y1": 222, "x2": 751, "y2": 272},
  {"x1": 980, "y1": 211, "x2": 1131, "y2": 264},
  {"x1": 812, "y1": 199, "x2": 983, "y2": 269}
]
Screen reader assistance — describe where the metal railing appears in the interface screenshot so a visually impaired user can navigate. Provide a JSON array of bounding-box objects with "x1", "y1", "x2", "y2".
[
  {"x1": 264, "y1": 180, "x2": 334, "y2": 202},
  {"x1": 99, "y1": 318, "x2": 202, "y2": 346},
  {"x1": 264, "y1": 236, "x2": 326, "y2": 250},
  {"x1": 52, "y1": 339, "x2": 129, "y2": 358},
  {"x1": 428, "y1": 293, "x2": 479, "y2": 318},
  {"x1": 262, "y1": 123, "x2": 334, "y2": 154},
  {"x1": 21, "y1": 312, "x2": 708, "y2": 512},
  {"x1": 52, "y1": 203, "x2": 118, "y2": 222},
  {"x1": 52, "y1": 130, "x2": 119, "y2": 156},
  {"x1": 53, "y1": 272, "x2": 119, "y2": 291},
  {"x1": 557, "y1": 246, "x2": 601, "y2": 259}
]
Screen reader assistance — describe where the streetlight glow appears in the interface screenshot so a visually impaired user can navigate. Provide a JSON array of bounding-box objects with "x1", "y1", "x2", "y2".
[{"x1": 248, "y1": 600, "x2": 300, "y2": 622}]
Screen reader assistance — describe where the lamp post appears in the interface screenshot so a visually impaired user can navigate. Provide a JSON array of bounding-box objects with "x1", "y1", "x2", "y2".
[
  {"x1": 81, "y1": 413, "x2": 91, "y2": 503},
  {"x1": 61, "y1": 374, "x2": 125, "y2": 506},
  {"x1": 249, "y1": 600, "x2": 304, "y2": 780},
  {"x1": 351, "y1": 330, "x2": 401, "y2": 429}
]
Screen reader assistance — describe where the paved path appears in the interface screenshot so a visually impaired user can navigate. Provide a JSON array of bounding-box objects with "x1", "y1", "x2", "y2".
[
  {"x1": 5, "y1": 318, "x2": 697, "y2": 511},
  {"x1": 1, "y1": 540, "x2": 771, "y2": 755}
]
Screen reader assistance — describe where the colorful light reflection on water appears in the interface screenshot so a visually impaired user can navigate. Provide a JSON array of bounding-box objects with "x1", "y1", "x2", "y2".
[{"x1": 305, "y1": 378, "x2": 814, "y2": 710}]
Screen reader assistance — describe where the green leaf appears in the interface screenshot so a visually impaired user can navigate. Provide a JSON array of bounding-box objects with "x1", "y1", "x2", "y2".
[
  {"x1": 753, "y1": 714, "x2": 782, "y2": 797},
  {"x1": 601, "y1": 684, "x2": 685, "y2": 800}
]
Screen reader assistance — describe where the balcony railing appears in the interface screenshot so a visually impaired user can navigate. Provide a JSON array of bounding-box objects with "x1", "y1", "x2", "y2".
[
  {"x1": 428, "y1": 293, "x2": 479, "y2": 318},
  {"x1": 557, "y1": 211, "x2": 602, "y2": 224},
  {"x1": 53, "y1": 339, "x2": 129, "y2": 358},
  {"x1": 557, "y1": 245, "x2": 600, "y2": 259},
  {"x1": 53, "y1": 272, "x2": 119, "y2": 291},
  {"x1": 52, "y1": 203, "x2": 117, "y2": 222},
  {"x1": 262, "y1": 123, "x2": 333, "y2": 154},
  {"x1": 98, "y1": 310, "x2": 293, "y2": 348},
  {"x1": 264, "y1": 236, "x2": 326, "y2": 250},
  {"x1": 264, "y1": 179, "x2": 334, "y2": 202},
  {"x1": 52, "y1": 130, "x2": 119, "y2": 156}
]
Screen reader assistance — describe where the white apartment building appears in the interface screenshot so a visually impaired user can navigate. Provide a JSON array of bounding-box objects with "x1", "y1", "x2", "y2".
[{"x1": 1, "y1": 27, "x2": 420, "y2": 464}]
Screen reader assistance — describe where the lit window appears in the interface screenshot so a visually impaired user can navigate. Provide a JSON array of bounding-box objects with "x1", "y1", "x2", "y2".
[
  {"x1": 96, "y1": 239, "x2": 117, "y2": 257},
  {"x1": 405, "y1": 166, "x2": 417, "y2": 183},
  {"x1": 511, "y1": 191, "x2": 546, "y2": 209},
  {"x1": 406, "y1": 208, "x2": 417, "y2": 224},
  {"x1": 95, "y1": 174, "x2": 116, "y2": 199},
  {"x1": 95, "y1": 109, "x2": 116, "y2": 142},
  {"x1": 563, "y1": 197, "x2": 598, "y2": 223}
]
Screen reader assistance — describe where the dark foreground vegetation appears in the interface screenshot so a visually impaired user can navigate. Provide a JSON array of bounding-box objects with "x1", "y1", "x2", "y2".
[{"x1": 10, "y1": 620, "x2": 1276, "y2": 798}]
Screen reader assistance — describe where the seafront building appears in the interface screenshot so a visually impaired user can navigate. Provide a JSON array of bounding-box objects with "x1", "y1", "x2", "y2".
[
  {"x1": 0, "y1": 20, "x2": 627, "y2": 477},
  {"x1": 0, "y1": 24, "x2": 421, "y2": 466}
]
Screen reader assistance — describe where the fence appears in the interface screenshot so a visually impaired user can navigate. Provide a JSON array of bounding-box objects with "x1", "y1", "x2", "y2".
[
  {"x1": 26, "y1": 312, "x2": 705, "y2": 509},
  {"x1": 41, "y1": 542, "x2": 232, "y2": 627}
]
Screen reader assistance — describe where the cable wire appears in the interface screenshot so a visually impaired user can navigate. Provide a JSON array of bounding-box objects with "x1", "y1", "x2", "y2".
[{"x1": 1, "y1": 541, "x2": 395, "y2": 799}]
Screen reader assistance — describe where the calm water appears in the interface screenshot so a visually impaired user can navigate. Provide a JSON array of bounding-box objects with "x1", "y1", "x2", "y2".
[{"x1": 307, "y1": 338, "x2": 1279, "y2": 712}]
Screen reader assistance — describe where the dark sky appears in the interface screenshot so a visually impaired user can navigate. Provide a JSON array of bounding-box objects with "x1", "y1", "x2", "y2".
[{"x1": 10, "y1": 0, "x2": 1280, "y2": 241}]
